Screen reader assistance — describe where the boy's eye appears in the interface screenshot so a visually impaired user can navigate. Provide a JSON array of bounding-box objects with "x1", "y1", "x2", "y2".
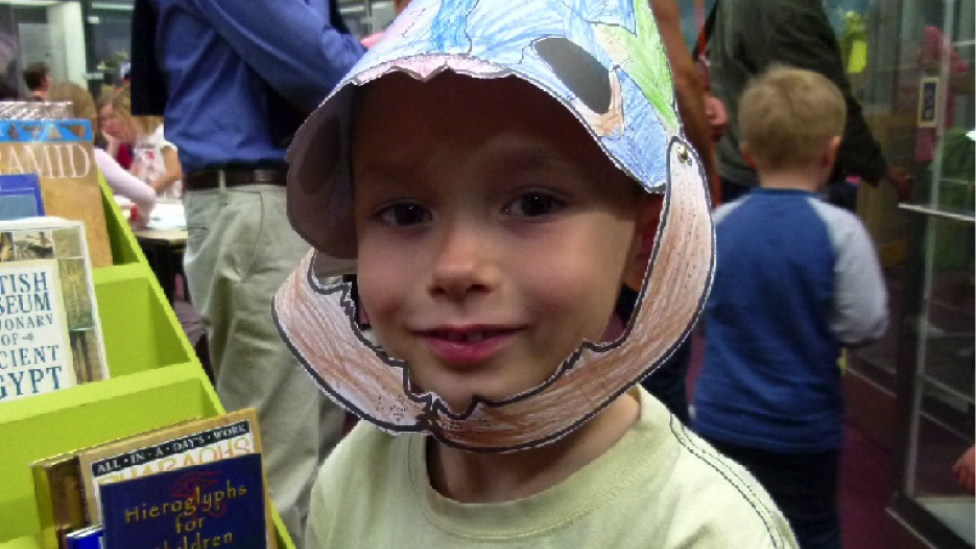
[
  {"x1": 505, "y1": 192, "x2": 565, "y2": 218},
  {"x1": 376, "y1": 203, "x2": 431, "y2": 227}
]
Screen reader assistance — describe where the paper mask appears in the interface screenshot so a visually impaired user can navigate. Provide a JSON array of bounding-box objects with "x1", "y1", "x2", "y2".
[{"x1": 274, "y1": 0, "x2": 714, "y2": 452}]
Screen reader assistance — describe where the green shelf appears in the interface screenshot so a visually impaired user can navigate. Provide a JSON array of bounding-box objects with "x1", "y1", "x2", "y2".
[{"x1": 0, "y1": 178, "x2": 295, "y2": 549}]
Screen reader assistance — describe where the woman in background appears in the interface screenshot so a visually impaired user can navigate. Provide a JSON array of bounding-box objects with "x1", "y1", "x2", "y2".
[{"x1": 47, "y1": 82, "x2": 157, "y2": 226}]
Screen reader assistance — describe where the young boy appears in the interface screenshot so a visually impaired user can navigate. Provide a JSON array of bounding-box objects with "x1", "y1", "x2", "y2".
[
  {"x1": 273, "y1": 0, "x2": 797, "y2": 546},
  {"x1": 693, "y1": 67, "x2": 889, "y2": 549}
]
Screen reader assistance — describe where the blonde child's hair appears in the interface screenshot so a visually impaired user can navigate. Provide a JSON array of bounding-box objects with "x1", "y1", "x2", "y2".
[
  {"x1": 738, "y1": 66, "x2": 846, "y2": 171},
  {"x1": 109, "y1": 86, "x2": 163, "y2": 138},
  {"x1": 46, "y1": 81, "x2": 97, "y2": 125}
]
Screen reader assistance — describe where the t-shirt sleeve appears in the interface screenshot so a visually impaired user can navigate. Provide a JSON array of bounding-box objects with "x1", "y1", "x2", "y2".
[{"x1": 811, "y1": 200, "x2": 889, "y2": 344}]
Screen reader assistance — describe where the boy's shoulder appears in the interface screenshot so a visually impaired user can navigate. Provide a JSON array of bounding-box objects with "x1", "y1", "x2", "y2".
[
  {"x1": 306, "y1": 419, "x2": 415, "y2": 546},
  {"x1": 715, "y1": 190, "x2": 865, "y2": 232},
  {"x1": 632, "y1": 391, "x2": 797, "y2": 548},
  {"x1": 797, "y1": 195, "x2": 876, "y2": 254},
  {"x1": 315, "y1": 417, "x2": 404, "y2": 487},
  {"x1": 712, "y1": 197, "x2": 747, "y2": 224}
]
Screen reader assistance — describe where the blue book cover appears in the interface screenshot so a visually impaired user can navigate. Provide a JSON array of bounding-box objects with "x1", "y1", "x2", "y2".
[
  {"x1": 99, "y1": 453, "x2": 267, "y2": 549},
  {"x1": 0, "y1": 173, "x2": 44, "y2": 220},
  {"x1": 65, "y1": 526, "x2": 103, "y2": 549}
]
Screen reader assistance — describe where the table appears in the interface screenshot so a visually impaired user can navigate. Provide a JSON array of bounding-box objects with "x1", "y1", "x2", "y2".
[{"x1": 134, "y1": 228, "x2": 188, "y2": 302}]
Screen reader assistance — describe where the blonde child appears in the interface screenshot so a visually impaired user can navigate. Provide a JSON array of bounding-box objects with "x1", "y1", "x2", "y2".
[
  {"x1": 105, "y1": 87, "x2": 182, "y2": 199},
  {"x1": 693, "y1": 67, "x2": 889, "y2": 549},
  {"x1": 271, "y1": 0, "x2": 798, "y2": 547}
]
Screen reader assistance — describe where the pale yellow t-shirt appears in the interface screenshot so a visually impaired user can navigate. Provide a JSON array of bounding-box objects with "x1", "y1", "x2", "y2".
[{"x1": 305, "y1": 388, "x2": 797, "y2": 548}]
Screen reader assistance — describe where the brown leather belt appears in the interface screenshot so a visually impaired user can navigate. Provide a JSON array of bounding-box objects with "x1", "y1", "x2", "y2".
[{"x1": 184, "y1": 167, "x2": 288, "y2": 191}]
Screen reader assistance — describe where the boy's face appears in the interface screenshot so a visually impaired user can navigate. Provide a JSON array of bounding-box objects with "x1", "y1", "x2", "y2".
[{"x1": 351, "y1": 72, "x2": 657, "y2": 413}]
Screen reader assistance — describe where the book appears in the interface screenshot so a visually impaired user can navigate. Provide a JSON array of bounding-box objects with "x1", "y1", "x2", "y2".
[
  {"x1": 65, "y1": 526, "x2": 103, "y2": 549},
  {"x1": 31, "y1": 420, "x2": 202, "y2": 549},
  {"x1": 0, "y1": 173, "x2": 44, "y2": 220},
  {"x1": 0, "y1": 120, "x2": 112, "y2": 267},
  {"x1": 0, "y1": 217, "x2": 108, "y2": 403},
  {"x1": 0, "y1": 101, "x2": 72, "y2": 121},
  {"x1": 100, "y1": 453, "x2": 267, "y2": 549},
  {"x1": 32, "y1": 454, "x2": 88, "y2": 549},
  {"x1": 77, "y1": 408, "x2": 275, "y2": 548}
]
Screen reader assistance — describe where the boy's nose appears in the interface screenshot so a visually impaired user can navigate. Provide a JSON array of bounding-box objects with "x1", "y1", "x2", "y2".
[{"x1": 427, "y1": 224, "x2": 495, "y2": 300}]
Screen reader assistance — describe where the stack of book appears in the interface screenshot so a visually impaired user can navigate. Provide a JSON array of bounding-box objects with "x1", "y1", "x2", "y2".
[{"x1": 32, "y1": 409, "x2": 273, "y2": 549}]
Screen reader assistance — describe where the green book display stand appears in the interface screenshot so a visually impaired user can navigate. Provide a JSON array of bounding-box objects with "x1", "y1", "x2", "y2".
[{"x1": 0, "y1": 179, "x2": 297, "y2": 549}]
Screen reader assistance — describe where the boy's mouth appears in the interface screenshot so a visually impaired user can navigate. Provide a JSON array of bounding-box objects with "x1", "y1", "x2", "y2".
[
  {"x1": 432, "y1": 328, "x2": 514, "y2": 343},
  {"x1": 415, "y1": 326, "x2": 524, "y2": 365}
]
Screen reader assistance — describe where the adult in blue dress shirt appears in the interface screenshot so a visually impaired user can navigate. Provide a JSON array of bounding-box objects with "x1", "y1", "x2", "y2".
[{"x1": 131, "y1": 1, "x2": 363, "y2": 546}]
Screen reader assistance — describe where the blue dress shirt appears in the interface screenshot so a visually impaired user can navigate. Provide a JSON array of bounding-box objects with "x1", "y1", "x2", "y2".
[{"x1": 147, "y1": 0, "x2": 364, "y2": 172}]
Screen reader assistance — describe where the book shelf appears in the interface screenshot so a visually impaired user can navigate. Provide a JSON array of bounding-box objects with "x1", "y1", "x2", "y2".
[{"x1": 0, "y1": 179, "x2": 296, "y2": 549}]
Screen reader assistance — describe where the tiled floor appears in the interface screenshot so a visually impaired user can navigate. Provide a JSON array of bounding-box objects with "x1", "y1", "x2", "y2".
[{"x1": 839, "y1": 422, "x2": 906, "y2": 549}]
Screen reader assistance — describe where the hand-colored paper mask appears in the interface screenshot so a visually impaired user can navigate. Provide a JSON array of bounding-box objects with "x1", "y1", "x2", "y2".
[{"x1": 274, "y1": 0, "x2": 714, "y2": 452}]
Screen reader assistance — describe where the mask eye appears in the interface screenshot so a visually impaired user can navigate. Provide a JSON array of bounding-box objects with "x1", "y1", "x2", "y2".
[{"x1": 677, "y1": 144, "x2": 691, "y2": 165}]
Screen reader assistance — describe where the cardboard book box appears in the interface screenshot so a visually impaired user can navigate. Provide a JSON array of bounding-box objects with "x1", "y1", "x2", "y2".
[
  {"x1": 0, "y1": 120, "x2": 112, "y2": 268},
  {"x1": 0, "y1": 175, "x2": 296, "y2": 549}
]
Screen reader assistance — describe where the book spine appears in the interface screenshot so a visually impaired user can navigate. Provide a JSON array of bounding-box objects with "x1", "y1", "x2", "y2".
[{"x1": 32, "y1": 457, "x2": 89, "y2": 549}]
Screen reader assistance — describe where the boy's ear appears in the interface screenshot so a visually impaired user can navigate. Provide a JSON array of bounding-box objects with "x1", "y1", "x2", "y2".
[
  {"x1": 739, "y1": 142, "x2": 758, "y2": 170},
  {"x1": 622, "y1": 193, "x2": 663, "y2": 291},
  {"x1": 822, "y1": 135, "x2": 841, "y2": 169}
]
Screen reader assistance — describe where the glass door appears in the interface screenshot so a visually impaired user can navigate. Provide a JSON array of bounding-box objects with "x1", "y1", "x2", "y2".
[{"x1": 891, "y1": 1, "x2": 975, "y2": 547}]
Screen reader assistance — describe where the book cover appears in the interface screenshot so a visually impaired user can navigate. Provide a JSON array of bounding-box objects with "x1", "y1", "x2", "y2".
[
  {"x1": 78, "y1": 408, "x2": 275, "y2": 547},
  {"x1": 100, "y1": 453, "x2": 267, "y2": 549},
  {"x1": 65, "y1": 526, "x2": 103, "y2": 549},
  {"x1": 31, "y1": 453, "x2": 88, "y2": 549},
  {"x1": 0, "y1": 120, "x2": 112, "y2": 267},
  {"x1": 0, "y1": 217, "x2": 108, "y2": 403},
  {"x1": 0, "y1": 173, "x2": 44, "y2": 220}
]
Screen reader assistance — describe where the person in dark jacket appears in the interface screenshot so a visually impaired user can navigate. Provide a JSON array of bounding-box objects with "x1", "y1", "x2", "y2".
[{"x1": 709, "y1": 0, "x2": 911, "y2": 206}]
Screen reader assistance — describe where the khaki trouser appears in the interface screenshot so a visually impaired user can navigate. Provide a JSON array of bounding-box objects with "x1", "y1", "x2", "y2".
[{"x1": 183, "y1": 184, "x2": 344, "y2": 549}]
